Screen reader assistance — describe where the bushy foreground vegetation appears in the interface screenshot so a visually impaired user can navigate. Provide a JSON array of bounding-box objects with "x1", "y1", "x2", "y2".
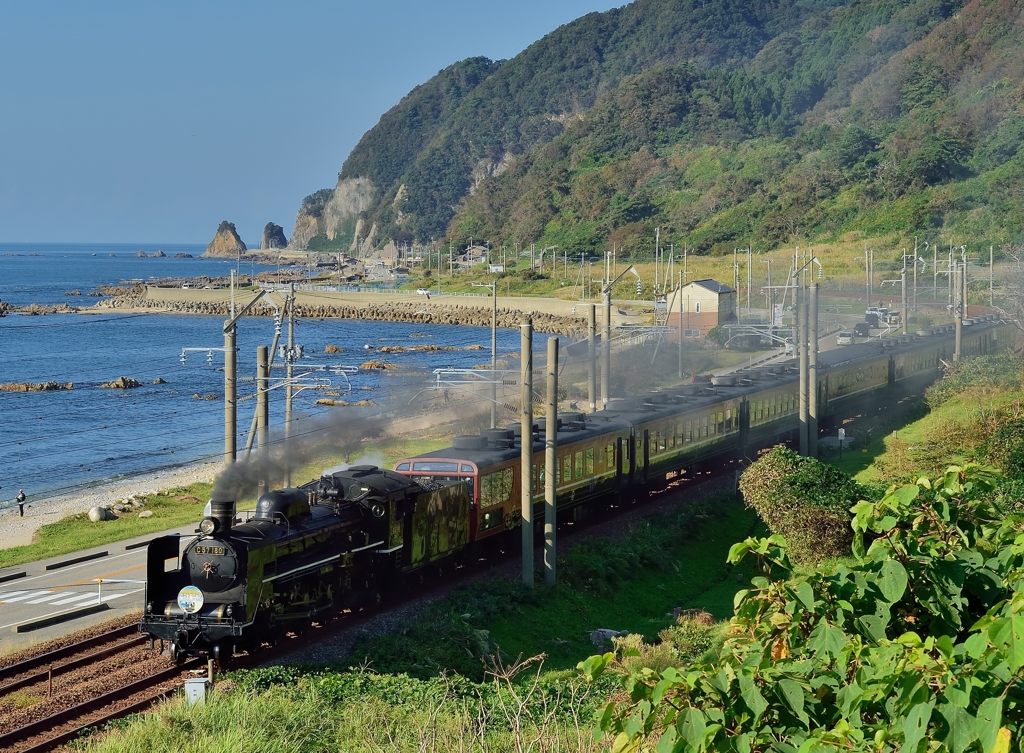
[{"x1": 587, "y1": 464, "x2": 1024, "y2": 752}]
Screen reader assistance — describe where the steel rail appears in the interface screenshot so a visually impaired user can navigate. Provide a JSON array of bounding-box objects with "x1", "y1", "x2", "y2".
[
  {"x1": 0, "y1": 660, "x2": 199, "y2": 751},
  {"x1": 0, "y1": 625, "x2": 137, "y2": 683},
  {"x1": 0, "y1": 636, "x2": 148, "y2": 698}
]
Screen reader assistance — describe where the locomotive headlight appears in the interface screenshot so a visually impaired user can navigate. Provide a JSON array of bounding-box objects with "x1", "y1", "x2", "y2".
[
  {"x1": 226, "y1": 605, "x2": 233, "y2": 619},
  {"x1": 199, "y1": 517, "x2": 218, "y2": 536},
  {"x1": 146, "y1": 601, "x2": 154, "y2": 614}
]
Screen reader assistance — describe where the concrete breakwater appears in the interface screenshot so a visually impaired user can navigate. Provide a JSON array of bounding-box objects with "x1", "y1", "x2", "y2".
[{"x1": 93, "y1": 290, "x2": 592, "y2": 335}]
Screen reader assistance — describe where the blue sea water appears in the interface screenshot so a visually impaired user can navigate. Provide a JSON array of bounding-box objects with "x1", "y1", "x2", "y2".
[{"x1": 0, "y1": 243, "x2": 527, "y2": 506}]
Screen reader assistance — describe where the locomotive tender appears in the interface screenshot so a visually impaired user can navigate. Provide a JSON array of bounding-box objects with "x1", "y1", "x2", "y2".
[{"x1": 140, "y1": 316, "x2": 1011, "y2": 661}]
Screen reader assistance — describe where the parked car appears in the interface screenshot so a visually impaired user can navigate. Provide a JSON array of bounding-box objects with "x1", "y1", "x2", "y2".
[
  {"x1": 416, "y1": 288, "x2": 431, "y2": 295},
  {"x1": 836, "y1": 331, "x2": 854, "y2": 345}
]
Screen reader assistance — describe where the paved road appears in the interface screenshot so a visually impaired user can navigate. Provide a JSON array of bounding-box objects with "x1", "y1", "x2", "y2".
[{"x1": 0, "y1": 523, "x2": 199, "y2": 654}]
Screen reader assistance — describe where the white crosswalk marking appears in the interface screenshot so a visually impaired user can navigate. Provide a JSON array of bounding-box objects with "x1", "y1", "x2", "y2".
[
  {"x1": 49, "y1": 592, "x2": 101, "y2": 607},
  {"x1": 23, "y1": 592, "x2": 73, "y2": 605},
  {"x1": 0, "y1": 591, "x2": 29, "y2": 601},
  {"x1": 0, "y1": 590, "x2": 55, "y2": 603}
]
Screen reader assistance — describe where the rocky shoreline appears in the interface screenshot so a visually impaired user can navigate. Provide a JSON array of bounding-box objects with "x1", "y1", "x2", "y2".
[{"x1": 91, "y1": 294, "x2": 588, "y2": 335}]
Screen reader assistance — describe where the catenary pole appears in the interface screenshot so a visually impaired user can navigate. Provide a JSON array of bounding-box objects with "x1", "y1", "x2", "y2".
[
  {"x1": 224, "y1": 324, "x2": 236, "y2": 464},
  {"x1": 520, "y1": 319, "x2": 534, "y2": 587},
  {"x1": 256, "y1": 345, "x2": 269, "y2": 493},
  {"x1": 284, "y1": 286, "x2": 295, "y2": 487},
  {"x1": 587, "y1": 304, "x2": 597, "y2": 413},
  {"x1": 798, "y1": 285, "x2": 809, "y2": 456},
  {"x1": 809, "y1": 283, "x2": 819, "y2": 458},
  {"x1": 602, "y1": 288, "x2": 611, "y2": 410},
  {"x1": 544, "y1": 337, "x2": 558, "y2": 585}
]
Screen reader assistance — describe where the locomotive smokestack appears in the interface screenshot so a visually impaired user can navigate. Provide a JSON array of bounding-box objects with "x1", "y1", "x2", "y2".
[{"x1": 208, "y1": 494, "x2": 235, "y2": 533}]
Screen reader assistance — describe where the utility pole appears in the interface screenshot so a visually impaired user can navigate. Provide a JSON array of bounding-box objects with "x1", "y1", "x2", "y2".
[
  {"x1": 954, "y1": 262, "x2": 963, "y2": 361},
  {"x1": 678, "y1": 278, "x2": 684, "y2": 379},
  {"x1": 798, "y1": 285, "x2": 808, "y2": 456},
  {"x1": 962, "y1": 246, "x2": 969, "y2": 321},
  {"x1": 520, "y1": 319, "x2": 533, "y2": 587},
  {"x1": 602, "y1": 287, "x2": 611, "y2": 410},
  {"x1": 256, "y1": 345, "x2": 269, "y2": 494},
  {"x1": 809, "y1": 283, "x2": 819, "y2": 458},
  {"x1": 747, "y1": 247, "x2": 752, "y2": 314},
  {"x1": 990, "y1": 245, "x2": 994, "y2": 307},
  {"x1": 587, "y1": 304, "x2": 597, "y2": 413},
  {"x1": 901, "y1": 267, "x2": 908, "y2": 335},
  {"x1": 544, "y1": 337, "x2": 558, "y2": 585},
  {"x1": 283, "y1": 285, "x2": 295, "y2": 487},
  {"x1": 224, "y1": 323, "x2": 236, "y2": 464}
]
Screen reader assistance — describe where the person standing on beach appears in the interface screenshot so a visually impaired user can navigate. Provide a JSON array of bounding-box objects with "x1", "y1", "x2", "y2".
[{"x1": 16, "y1": 489, "x2": 26, "y2": 517}]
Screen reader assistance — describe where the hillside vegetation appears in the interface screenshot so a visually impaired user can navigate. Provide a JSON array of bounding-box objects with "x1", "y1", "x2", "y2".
[{"x1": 294, "y1": 0, "x2": 1024, "y2": 259}]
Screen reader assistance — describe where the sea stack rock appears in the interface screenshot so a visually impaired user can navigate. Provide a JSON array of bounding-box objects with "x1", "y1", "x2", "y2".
[
  {"x1": 203, "y1": 221, "x2": 247, "y2": 257},
  {"x1": 261, "y1": 222, "x2": 288, "y2": 250}
]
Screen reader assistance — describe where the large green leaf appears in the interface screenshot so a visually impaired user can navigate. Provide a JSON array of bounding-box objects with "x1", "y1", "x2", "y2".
[
  {"x1": 677, "y1": 707, "x2": 707, "y2": 751},
  {"x1": 938, "y1": 703, "x2": 977, "y2": 753},
  {"x1": 777, "y1": 679, "x2": 808, "y2": 726},
  {"x1": 974, "y1": 697, "x2": 1003, "y2": 753},
  {"x1": 877, "y1": 559, "x2": 909, "y2": 603},
  {"x1": 901, "y1": 701, "x2": 934, "y2": 753},
  {"x1": 738, "y1": 673, "x2": 768, "y2": 725},
  {"x1": 988, "y1": 614, "x2": 1024, "y2": 670}
]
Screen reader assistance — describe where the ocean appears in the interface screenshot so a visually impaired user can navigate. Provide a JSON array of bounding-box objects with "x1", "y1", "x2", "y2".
[{"x1": 0, "y1": 243, "x2": 529, "y2": 507}]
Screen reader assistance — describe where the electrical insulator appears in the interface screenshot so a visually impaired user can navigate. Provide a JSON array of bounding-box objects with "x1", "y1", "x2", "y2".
[
  {"x1": 636, "y1": 280, "x2": 643, "y2": 296},
  {"x1": 207, "y1": 350, "x2": 214, "y2": 366},
  {"x1": 818, "y1": 266, "x2": 823, "y2": 279},
  {"x1": 278, "y1": 344, "x2": 288, "y2": 360},
  {"x1": 180, "y1": 352, "x2": 187, "y2": 366},
  {"x1": 297, "y1": 344, "x2": 305, "y2": 358}
]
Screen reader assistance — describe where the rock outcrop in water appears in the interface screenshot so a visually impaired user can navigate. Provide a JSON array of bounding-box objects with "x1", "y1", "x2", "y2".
[
  {"x1": 203, "y1": 221, "x2": 247, "y2": 258},
  {"x1": 261, "y1": 223, "x2": 288, "y2": 249},
  {"x1": 100, "y1": 376, "x2": 143, "y2": 389},
  {"x1": 1, "y1": 381, "x2": 73, "y2": 392}
]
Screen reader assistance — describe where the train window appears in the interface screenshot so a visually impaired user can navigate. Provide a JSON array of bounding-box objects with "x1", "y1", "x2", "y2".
[
  {"x1": 479, "y1": 509, "x2": 503, "y2": 531},
  {"x1": 563, "y1": 455, "x2": 572, "y2": 482},
  {"x1": 396, "y1": 462, "x2": 410, "y2": 471},
  {"x1": 586, "y1": 447, "x2": 595, "y2": 475},
  {"x1": 480, "y1": 468, "x2": 513, "y2": 508},
  {"x1": 537, "y1": 463, "x2": 544, "y2": 488},
  {"x1": 659, "y1": 431, "x2": 667, "y2": 451},
  {"x1": 703, "y1": 415, "x2": 709, "y2": 437},
  {"x1": 726, "y1": 409, "x2": 732, "y2": 431},
  {"x1": 668, "y1": 428, "x2": 675, "y2": 449},
  {"x1": 717, "y1": 411, "x2": 724, "y2": 433},
  {"x1": 574, "y1": 451, "x2": 583, "y2": 479},
  {"x1": 412, "y1": 461, "x2": 459, "y2": 472},
  {"x1": 462, "y1": 464, "x2": 474, "y2": 473},
  {"x1": 686, "y1": 421, "x2": 692, "y2": 443},
  {"x1": 709, "y1": 416, "x2": 716, "y2": 436}
]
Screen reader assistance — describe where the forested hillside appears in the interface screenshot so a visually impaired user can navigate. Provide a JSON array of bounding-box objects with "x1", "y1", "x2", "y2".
[{"x1": 292, "y1": 0, "x2": 1024, "y2": 256}]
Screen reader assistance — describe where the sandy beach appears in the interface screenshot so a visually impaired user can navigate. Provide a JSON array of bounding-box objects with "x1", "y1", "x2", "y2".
[{"x1": 0, "y1": 461, "x2": 219, "y2": 551}]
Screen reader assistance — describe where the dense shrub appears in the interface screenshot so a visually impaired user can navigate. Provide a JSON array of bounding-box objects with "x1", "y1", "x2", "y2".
[
  {"x1": 738, "y1": 446, "x2": 868, "y2": 562},
  {"x1": 925, "y1": 354, "x2": 1023, "y2": 407}
]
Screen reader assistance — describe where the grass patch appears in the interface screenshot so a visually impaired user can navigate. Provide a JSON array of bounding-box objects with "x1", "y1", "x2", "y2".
[
  {"x1": 0, "y1": 483, "x2": 210, "y2": 569},
  {"x1": 343, "y1": 496, "x2": 758, "y2": 678}
]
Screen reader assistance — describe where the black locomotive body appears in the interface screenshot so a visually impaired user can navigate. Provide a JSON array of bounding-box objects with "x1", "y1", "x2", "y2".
[{"x1": 139, "y1": 466, "x2": 471, "y2": 662}]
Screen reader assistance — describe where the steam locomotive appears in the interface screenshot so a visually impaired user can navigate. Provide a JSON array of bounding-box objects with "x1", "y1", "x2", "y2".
[
  {"x1": 139, "y1": 467, "x2": 471, "y2": 663},
  {"x1": 140, "y1": 315, "x2": 1012, "y2": 662}
]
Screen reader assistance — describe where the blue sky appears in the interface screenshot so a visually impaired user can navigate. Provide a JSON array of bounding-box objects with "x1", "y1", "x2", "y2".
[{"x1": 0, "y1": 1, "x2": 619, "y2": 245}]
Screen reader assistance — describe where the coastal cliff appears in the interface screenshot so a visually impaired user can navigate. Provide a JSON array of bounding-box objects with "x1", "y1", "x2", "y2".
[
  {"x1": 261, "y1": 222, "x2": 288, "y2": 249},
  {"x1": 288, "y1": 178, "x2": 375, "y2": 252},
  {"x1": 203, "y1": 221, "x2": 247, "y2": 258}
]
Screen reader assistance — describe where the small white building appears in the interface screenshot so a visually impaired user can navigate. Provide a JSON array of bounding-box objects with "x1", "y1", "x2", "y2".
[{"x1": 666, "y1": 279, "x2": 737, "y2": 338}]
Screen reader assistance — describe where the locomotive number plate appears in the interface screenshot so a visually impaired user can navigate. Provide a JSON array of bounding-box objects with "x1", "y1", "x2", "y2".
[{"x1": 194, "y1": 545, "x2": 225, "y2": 556}]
